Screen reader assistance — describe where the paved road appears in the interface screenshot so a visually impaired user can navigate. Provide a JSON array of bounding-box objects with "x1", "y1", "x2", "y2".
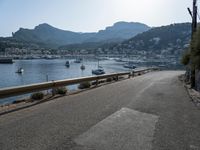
[{"x1": 0, "y1": 71, "x2": 200, "y2": 150}]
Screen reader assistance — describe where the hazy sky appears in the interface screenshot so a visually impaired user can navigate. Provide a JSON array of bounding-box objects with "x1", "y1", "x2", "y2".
[{"x1": 0, "y1": 0, "x2": 195, "y2": 37}]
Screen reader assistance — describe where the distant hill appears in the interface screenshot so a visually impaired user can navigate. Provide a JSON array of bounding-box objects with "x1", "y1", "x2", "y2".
[
  {"x1": 109, "y1": 23, "x2": 191, "y2": 55},
  {"x1": 0, "y1": 37, "x2": 40, "y2": 52},
  {"x1": 84, "y1": 22, "x2": 150, "y2": 43},
  {"x1": 12, "y1": 22, "x2": 150, "y2": 48}
]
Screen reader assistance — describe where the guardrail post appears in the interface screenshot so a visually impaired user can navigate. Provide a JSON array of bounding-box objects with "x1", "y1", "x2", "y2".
[
  {"x1": 96, "y1": 79, "x2": 98, "y2": 86},
  {"x1": 132, "y1": 71, "x2": 135, "y2": 77},
  {"x1": 96, "y1": 76, "x2": 99, "y2": 86},
  {"x1": 128, "y1": 72, "x2": 131, "y2": 78},
  {"x1": 52, "y1": 80, "x2": 56, "y2": 96}
]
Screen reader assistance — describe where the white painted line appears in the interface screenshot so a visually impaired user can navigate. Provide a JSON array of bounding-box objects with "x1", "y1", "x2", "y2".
[{"x1": 75, "y1": 108, "x2": 158, "y2": 150}]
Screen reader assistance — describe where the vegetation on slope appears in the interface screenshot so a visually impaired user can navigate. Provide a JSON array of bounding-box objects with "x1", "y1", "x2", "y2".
[
  {"x1": 182, "y1": 26, "x2": 200, "y2": 69},
  {"x1": 109, "y1": 23, "x2": 191, "y2": 54}
]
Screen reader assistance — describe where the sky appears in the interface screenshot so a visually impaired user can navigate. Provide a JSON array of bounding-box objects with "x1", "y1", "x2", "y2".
[{"x1": 0, "y1": 0, "x2": 195, "y2": 37}]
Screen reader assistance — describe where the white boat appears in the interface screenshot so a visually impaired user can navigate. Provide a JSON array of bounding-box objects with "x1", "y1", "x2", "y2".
[
  {"x1": 114, "y1": 58, "x2": 126, "y2": 62},
  {"x1": 16, "y1": 68, "x2": 24, "y2": 74},
  {"x1": 123, "y1": 62, "x2": 136, "y2": 69},
  {"x1": 92, "y1": 68, "x2": 105, "y2": 75},
  {"x1": 92, "y1": 59, "x2": 105, "y2": 75}
]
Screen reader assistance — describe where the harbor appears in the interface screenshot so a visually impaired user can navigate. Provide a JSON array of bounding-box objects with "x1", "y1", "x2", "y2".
[{"x1": 0, "y1": 58, "x2": 135, "y2": 104}]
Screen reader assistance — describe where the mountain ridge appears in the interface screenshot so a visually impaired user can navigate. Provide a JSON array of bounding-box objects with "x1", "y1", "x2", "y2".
[
  {"x1": 12, "y1": 21, "x2": 151, "y2": 47},
  {"x1": 107, "y1": 23, "x2": 191, "y2": 56}
]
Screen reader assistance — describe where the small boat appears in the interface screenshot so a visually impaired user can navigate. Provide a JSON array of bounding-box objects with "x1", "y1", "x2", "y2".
[
  {"x1": 16, "y1": 68, "x2": 24, "y2": 74},
  {"x1": 65, "y1": 61, "x2": 70, "y2": 68},
  {"x1": 92, "y1": 58, "x2": 105, "y2": 75},
  {"x1": 92, "y1": 68, "x2": 105, "y2": 75},
  {"x1": 44, "y1": 55, "x2": 54, "y2": 60},
  {"x1": 80, "y1": 64, "x2": 85, "y2": 70},
  {"x1": 123, "y1": 62, "x2": 136, "y2": 69}
]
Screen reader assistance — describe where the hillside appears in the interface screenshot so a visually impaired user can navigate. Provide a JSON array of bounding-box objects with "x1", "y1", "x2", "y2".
[
  {"x1": 108, "y1": 23, "x2": 191, "y2": 55},
  {"x1": 84, "y1": 22, "x2": 150, "y2": 43},
  {"x1": 12, "y1": 22, "x2": 150, "y2": 48},
  {"x1": 0, "y1": 37, "x2": 40, "y2": 52}
]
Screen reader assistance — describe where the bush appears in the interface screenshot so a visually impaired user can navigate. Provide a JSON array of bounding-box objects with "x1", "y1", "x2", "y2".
[
  {"x1": 91, "y1": 81, "x2": 97, "y2": 85},
  {"x1": 113, "y1": 76, "x2": 118, "y2": 81},
  {"x1": 78, "y1": 82, "x2": 91, "y2": 89},
  {"x1": 187, "y1": 27, "x2": 200, "y2": 69},
  {"x1": 181, "y1": 50, "x2": 190, "y2": 66},
  {"x1": 106, "y1": 78, "x2": 113, "y2": 82},
  {"x1": 30, "y1": 92, "x2": 44, "y2": 100},
  {"x1": 52, "y1": 87, "x2": 67, "y2": 95}
]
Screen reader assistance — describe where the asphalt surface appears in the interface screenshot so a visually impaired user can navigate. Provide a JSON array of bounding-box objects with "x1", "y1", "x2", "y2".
[{"x1": 0, "y1": 71, "x2": 200, "y2": 150}]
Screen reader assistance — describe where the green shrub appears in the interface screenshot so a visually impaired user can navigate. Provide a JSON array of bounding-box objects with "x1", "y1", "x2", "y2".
[
  {"x1": 181, "y1": 50, "x2": 190, "y2": 66},
  {"x1": 57, "y1": 87, "x2": 68, "y2": 95},
  {"x1": 113, "y1": 76, "x2": 118, "y2": 81},
  {"x1": 52, "y1": 87, "x2": 68, "y2": 95},
  {"x1": 186, "y1": 26, "x2": 200, "y2": 69},
  {"x1": 78, "y1": 82, "x2": 91, "y2": 89},
  {"x1": 91, "y1": 81, "x2": 97, "y2": 85},
  {"x1": 106, "y1": 78, "x2": 113, "y2": 82},
  {"x1": 30, "y1": 92, "x2": 44, "y2": 100}
]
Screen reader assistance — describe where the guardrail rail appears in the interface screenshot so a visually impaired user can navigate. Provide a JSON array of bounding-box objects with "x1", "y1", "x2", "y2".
[{"x1": 0, "y1": 68, "x2": 157, "y2": 99}]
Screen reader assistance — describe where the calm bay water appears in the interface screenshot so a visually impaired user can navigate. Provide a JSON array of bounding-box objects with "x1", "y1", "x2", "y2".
[{"x1": 0, "y1": 58, "x2": 129, "y2": 104}]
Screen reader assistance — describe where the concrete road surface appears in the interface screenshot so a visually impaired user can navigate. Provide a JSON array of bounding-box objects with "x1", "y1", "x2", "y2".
[{"x1": 0, "y1": 71, "x2": 200, "y2": 150}]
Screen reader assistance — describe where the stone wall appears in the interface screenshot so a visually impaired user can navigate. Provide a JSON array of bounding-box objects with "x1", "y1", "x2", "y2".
[{"x1": 195, "y1": 69, "x2": 200, "y2": 92}]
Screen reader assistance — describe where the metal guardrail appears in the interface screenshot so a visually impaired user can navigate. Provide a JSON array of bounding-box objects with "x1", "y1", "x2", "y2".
[{"x1": 0, "y1": 68, "x2": 156, "y2": 99}]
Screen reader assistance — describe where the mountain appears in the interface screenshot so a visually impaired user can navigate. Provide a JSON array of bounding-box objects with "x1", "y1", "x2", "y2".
[
  {"x1": 12, "y1": 22, "x2": 150, "y2": 48},
  {"x1": 108, "y1": 23, "x2": 191, "y2": 55},
  {"x1": 84, "y1": 22, "x2": 150, "y2": 43},
  {"x1": 12, "y1": 23, "x2": 94, "y2": 47}
]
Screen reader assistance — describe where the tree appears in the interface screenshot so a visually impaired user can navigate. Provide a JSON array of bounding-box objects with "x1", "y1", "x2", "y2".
[
  {"x1": 189, "y1": 26, "x2": 200, "y2": 69},
  {"x1": 182, "y1": 26, "x2": 200, "y2": 88},
  {"x1": 181, "y1": 49, "x2": 190, "y2": 66}
]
